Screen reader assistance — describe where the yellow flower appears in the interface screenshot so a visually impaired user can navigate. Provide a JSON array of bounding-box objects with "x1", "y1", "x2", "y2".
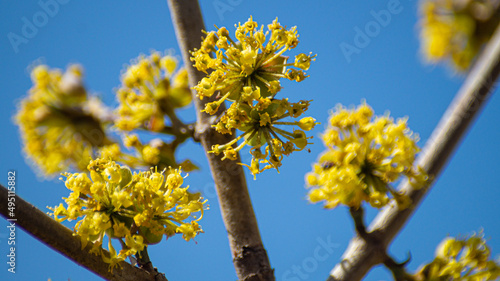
[
  {"x1": 306, "y1": 103, "x2": 427, "y2": 210},
  {"x1": 176, "y1": 221, "x2": 203, "y2": 242},
  {"x1": 112, "y1": 222, "x2": 129, "y2": 238},
  {"x1": 258, "y1": 112, "x2": 271, "y2": 126},
  {"x1": 166, "y1": 169, "x2": 184, "y2": 189},
  {"x1": 48, "y1": 158, "x2": 208, "y2": 270},
  {"x1": 419, "y1": 0, "x2": 500, "y2": 71}
]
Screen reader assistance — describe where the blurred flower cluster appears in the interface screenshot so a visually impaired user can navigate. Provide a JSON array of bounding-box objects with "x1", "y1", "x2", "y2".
[
  {"x1": 16, "y1": 51, "x2": 196, "y2": 177},
  {"x1": 49, "y1": 158, "x2": 207, "y2": 270},
  {"x1": 420, "y1": 0, "x2": 500, "y2": 70},
  {"x1": 190, "y1": 16, "x2": 317, "y2": 177},
  {"x1": 16, "y1": 64, "x2": 113, "y2": 175},
  {"x1": 414, "y1": 232, "x2": 500, "y2": 280},
  {"x1": 114, "y1": 51, "x2": 197, "y2": 171},
  {"x1": 115, "y1": 51, "x2": 192, "y2": 132},
  {"x1": 306, "y1": 103, "x2": 427, "y2": 210}
]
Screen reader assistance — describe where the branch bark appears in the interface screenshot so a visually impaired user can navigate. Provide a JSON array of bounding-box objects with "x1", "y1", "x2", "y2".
[
  {"x1": 0, "y1": 184, "x2": 162, "y2": 281},
  {"x1": 327, "y1": 23, "x2": 500, "y2": 281},
  {"x1": 166, "y1": 1, "x2": 274, "y2": 280}
]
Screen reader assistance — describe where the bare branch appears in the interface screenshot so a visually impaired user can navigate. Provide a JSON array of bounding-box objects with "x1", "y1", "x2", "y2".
[
  {"x1": 166, "y1": 1, "x2": 274, "y2": 280},
  {"x1": 0, "y1": 183, "x2": 163, "y2": 281},
  {"x1": 327, "y1": 23, "x2": 500, "y2": 281}
]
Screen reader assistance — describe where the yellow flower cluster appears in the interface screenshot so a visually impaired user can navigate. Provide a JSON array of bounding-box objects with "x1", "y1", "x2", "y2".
[
  {"x1": 49, "y1": 158, "x2": 207, "y2": 270},
  {"x1": 420, "y1": 0, "x2": 500, "y2": 70},
  {"x1": 211, "y1": 98, "x2": 316, "y2": 177},
  {"x1": 115, "y1": 51, "x2": 192, "y2": 132},
  {"x1": 190, "y1": 16, "x2": 317, "y2": 177},
  {"x1": 16, "y1": 65, "x2": 112, "y2": 176},
  {"x1": 306, "y1": 103, "x2": 427, "y2": 210},
  {"x1": 415, "y1": 233, "x2": 500, "y2": 280},
  {"x1": 191, "y1": 16, "x2": 315, "y2": 106}
]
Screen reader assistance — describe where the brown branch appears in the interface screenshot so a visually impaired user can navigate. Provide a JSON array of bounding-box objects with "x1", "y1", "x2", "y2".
[
  {"x1": 0, "y1": 183, "x2": 163, "y2": 281},
  {"x1": 327, "y1": 23, "x2": 500, "y2": 281},
  {"x1": 166, "y1": 1, "x2": 274, "y2": 280}
]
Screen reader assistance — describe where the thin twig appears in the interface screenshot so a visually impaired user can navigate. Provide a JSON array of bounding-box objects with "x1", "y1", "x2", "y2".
[
  {"x1": 0, "y1": 184, "x2": 160, "y2": 281},
  {"x1": 166, "y1": 1, "x2": 274, "y2": 280},
  {"x1": 327, "y1": 23, "x2": 500, "y2": 281},
  {"x1": 349, "y1": 207, "x2": 370, "y2": 241},
  {"x1": 136, "y1": 247, "x2": 168, "y2": 281}
]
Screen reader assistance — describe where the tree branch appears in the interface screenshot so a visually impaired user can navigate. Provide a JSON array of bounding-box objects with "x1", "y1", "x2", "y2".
[
  {"x1": 166, "y1": 1, "x2": 274, "y2": 280},
  {"x1": 327, "y1": 23, "x2": 500, "y2": 281},
  {"x1": 0, "y1": 184, "x2": 163, "y2": 281}
]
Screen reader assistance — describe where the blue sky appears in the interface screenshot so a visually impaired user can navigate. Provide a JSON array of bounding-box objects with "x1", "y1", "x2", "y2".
[{"x1": 1, "y1": 0, "x2": 499, "y2": 280}]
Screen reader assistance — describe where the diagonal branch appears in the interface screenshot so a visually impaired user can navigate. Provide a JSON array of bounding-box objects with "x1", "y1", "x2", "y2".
[
  {"x1": 0, "y1": 184, "x2": 165, "y2": 281},
  {"x1": 327, "y1": 23, "x2": 500, "y2": 281},
  {"x1": 166, "y1": 1, "x2": 274, "y2": 280}
]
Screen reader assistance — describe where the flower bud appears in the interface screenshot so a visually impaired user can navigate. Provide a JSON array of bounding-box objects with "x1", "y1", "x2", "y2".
[{"x1": 298, "y1": 117, "x2": 316, "y2": 131}]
